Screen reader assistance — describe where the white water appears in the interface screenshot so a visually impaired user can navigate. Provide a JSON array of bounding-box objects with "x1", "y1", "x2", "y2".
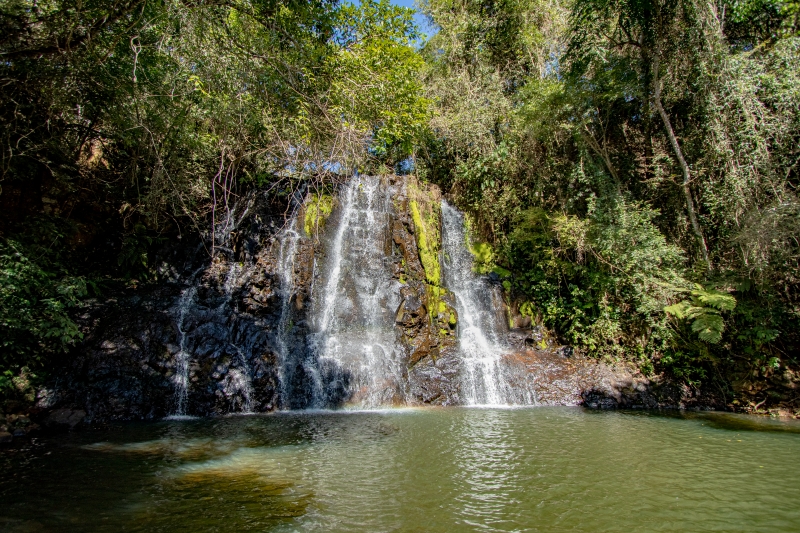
[
  {"x1": 171, "y1": 286, "x2": 197, "y2": 416},
  {"x1": 170, "y1": 260, "x2": 256, "y2": 417},
  {"x1": 226, "y1": 344, "x2": 254, "y2": 413},
  {"x1": 309, "y1": 176, "x2": 405, "y2": 408},
  {"x1": 274, "y1": 222, "x2": 303, "y2": 407},
  {"x1": 441, "y1": 201, "x2": 510, "y2": 406}
]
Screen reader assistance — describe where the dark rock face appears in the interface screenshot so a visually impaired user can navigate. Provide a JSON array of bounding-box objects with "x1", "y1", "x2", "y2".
[
  {"x1": 31, "y1": 177, "x2": 728, "y2": 424},
  {"x1": 47, "y1": 179, "x2": 463, "y2": 420},
  {"x1": 388, "y1": 180, "x2": 458, "y2": 399},
  {"x1": 407, "y1": 348, "x2": 463, "y2": 405},
  {"x1": 46, "y1": 190, "x2": 294, "y2": 422}
]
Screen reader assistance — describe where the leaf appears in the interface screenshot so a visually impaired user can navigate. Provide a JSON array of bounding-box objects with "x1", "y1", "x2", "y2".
[
  {"x1": 664, "y1": 301, "x2": 690, "y2": 319},
  {"x1": 691, "y1": 313, "x2": 725, "y2": 344},
  {"x1": 692, "y1": 286, "x2": 736, "y2": 312}
]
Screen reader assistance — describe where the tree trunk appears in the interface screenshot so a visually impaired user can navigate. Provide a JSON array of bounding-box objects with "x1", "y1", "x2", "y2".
[{"x1": 652, "y1": 55, "x2": 711, "y2": 270}]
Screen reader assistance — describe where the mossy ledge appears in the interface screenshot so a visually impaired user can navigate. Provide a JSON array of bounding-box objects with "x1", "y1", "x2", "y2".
[
  {"x1": 407, "y1": 179, "x2": 441, "y2": 287},
  {"x1": 304, "y1": 193, "x2": 335, "y2": 237}
]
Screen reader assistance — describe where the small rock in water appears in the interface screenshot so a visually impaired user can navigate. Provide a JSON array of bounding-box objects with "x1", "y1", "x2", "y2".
[{"x1": 0, "y1": 431, "x2": 11, "y2": 443}]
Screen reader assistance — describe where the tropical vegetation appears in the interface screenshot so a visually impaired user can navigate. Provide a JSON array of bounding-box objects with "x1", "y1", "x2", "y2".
[{"x1": 1, "y1": 0, "x2": 798, "y2": 406}]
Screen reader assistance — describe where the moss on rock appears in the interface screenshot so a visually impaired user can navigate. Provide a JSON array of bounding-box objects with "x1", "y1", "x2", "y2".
[
  {"x1": 409, "y1": 199, "x2": 440, "y2": 286},
  {"x1": 304, "y1": 194, "x2": 335, "y2": 237}
]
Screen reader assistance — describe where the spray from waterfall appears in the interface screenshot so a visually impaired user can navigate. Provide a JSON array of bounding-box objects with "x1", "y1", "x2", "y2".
[
  {"x1": 273, "y1": 221, "x2": 325, "y2": 409},
  {"x1": 169, "y1": 259, "x2": 255, "y2": 417}
]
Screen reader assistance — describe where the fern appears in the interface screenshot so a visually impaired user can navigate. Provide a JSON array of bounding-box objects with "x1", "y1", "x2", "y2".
[
  {"x1": 691, "y1": 313, "x2": 725, "y2": 343},
  {"x1": 664, "y1": 285, "x2": 736, "y2": 344}
]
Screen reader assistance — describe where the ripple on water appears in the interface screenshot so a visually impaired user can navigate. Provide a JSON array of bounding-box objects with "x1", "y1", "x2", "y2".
[{"x1": 1, "y1": 407, "x2": 800, "y2": 532}]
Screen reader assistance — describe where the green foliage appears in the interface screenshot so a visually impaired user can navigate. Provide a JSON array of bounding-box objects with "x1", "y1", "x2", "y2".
[
  {"x1": 469, "y1": 242, "x2": 494, "y2": 274},
  {"x1": 505, "y1": 197, "x2": 686, "y2": 359},
  {"x1": 420, "y1": 0, "x2": 800, "y2": 393},
  {"x1": 0, "y1": 0, "x2": 429, "y2": 232},
  {"x1": 304, "y1": 194, "x2": 335, "y2": 237},
  {"x1": 0, "y1": 240, "x2": 86, "y2": 375},
  {"x1": 118, "y1": 223, "x2": 166, "y2": 279},
  {"x1": 665, "y1": 285, "x2": 736, "y2": 344}
]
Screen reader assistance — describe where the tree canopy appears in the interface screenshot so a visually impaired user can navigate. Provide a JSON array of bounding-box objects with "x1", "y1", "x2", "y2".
[{"x1": 1, "y1": 0, "x2": 799, "y2": 404}]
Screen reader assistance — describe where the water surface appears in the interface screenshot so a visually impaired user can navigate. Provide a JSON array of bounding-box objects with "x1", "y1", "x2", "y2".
[{"x1": 1, "y1": 407, "x2": 799, "y2": 532}]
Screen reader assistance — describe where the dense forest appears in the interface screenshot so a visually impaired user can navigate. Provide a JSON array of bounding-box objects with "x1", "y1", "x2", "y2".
[{"x1": 1, "y1": 0, "x2": 798, "y2": 410}]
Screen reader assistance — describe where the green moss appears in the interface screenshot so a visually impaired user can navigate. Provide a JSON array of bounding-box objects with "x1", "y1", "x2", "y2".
[
  {"x1": 493, "y1": 265, "x2": 512, "y2": 277},
  {"x1": 438, "y1": 301, "x2": 447, "y2": 314},
  {"x1": 304, "y1": 194, "x2": 334, "y2": 236},
  {"x1": 519, "y1": 301, "x2": 536, "y2": 318},
  {"x1": 472, "y1": 242, "x2": 493, "y2": 265},
  {"x1": 410, "y1": 199, "x2": 441, "y2": 286},
  {"x1": 449, "y1": 312, "x2": 457, "y2": 326}
]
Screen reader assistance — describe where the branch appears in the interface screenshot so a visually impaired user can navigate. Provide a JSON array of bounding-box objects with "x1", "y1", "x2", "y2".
[{"x1": 1, "y1": 1, "x2": 147, "y2": 59}]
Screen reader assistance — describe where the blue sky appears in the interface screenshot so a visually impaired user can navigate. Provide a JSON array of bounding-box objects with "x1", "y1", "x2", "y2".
[
  {"x1": 389, "y1": 0, "x2": 430, "y2": 34},
  {"x1": 357, "y1": 0, "x2": 436, "y2": 40}
]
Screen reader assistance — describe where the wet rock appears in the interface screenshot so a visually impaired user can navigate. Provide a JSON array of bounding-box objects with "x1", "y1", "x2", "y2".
[
  {"x1": 45, "y1": 409, "x2": 86, "y2": 429},
  {"x1": 408, "y1": 348, "x2": 462, "y2": 405},
  {"x1": 33, "y1": 176, "x2": 736, "y2": 418},
  {"x1": 508, "y1": 328, "x2": 537, "y2": 349},
  {"x1": 556, "y1": 346, "x2": 573, "y2": 358},
  {"x1": 0, "y1": 431, "x2": 11, "y2": 443},
  {"x1": 582, "y1": 389, "x2": 619, "y2": 409}
]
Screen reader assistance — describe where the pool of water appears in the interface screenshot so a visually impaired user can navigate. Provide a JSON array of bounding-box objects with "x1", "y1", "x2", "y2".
[{"x1": 1, "y1": 407, "x2": 799, "y2": 532}]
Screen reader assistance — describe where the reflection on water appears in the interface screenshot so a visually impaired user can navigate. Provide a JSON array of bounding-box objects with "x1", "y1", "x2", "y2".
[
  {"x1": 1, "y1": 408, "x2": 800, "y2": 532},
  {"x1": 451, "y1": 410, "x2": 521, "y2": 531}
]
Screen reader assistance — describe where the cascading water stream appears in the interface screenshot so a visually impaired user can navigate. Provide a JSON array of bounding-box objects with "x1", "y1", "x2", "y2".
[
  {"x1": 441, "y1": 200, "x2": 510, "y2": 406},
  {"x1": 273, "y1": 222, "x2": 325, "y2": 409},
  {"x1": 227, "y1": 344, "x2": 254, "y2": 413},
  {"x1": 168, "y1": 177, "x2": 533, "y2": 415},
  {"x1": 169, "y1": 260, "x2": 256, "y2": 417},
  {"x1": 309, "y1": 176, "x2": 405, "y2": 408},
  {"x1": 171, "y1": 286, "x2": 197, "y2": 417},
  {"x1": 274, "y1": 224, "x2": 299, "y2": 405}
]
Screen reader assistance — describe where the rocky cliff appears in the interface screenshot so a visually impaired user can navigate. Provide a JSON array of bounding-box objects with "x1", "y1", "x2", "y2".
[{"x1": 2, "y1": 176, "x2": 731, "y2": 430}]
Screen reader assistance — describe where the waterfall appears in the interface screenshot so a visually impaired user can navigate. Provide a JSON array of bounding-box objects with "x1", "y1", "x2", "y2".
[
  {"x1": 165, "y1": 177, "x2": 534, "y2": 415},
  {"x1": 171, "y1": 285, "x2": 197, "y2": 417},
  {"x1": 274, "y1": 221, "x2": 323, "y2": 409},
  {"x1": 274, "y1": 223, "x2": 299, "y2": 409},
  {"x1": 441, "y1": 201, "x2": 510, "y2": 406},
  {"x1": 226, "y1": 344, "x2": 254, "y2": 413},
  {"x1": 308, "y1": 176, "x2": 406, "y2": 408},
  {"x1": 169, "y1": 254, "x2": 256, "y2": 417}
]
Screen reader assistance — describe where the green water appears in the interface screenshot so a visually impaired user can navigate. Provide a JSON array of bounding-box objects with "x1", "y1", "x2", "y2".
[{"x1": 1, "y1": 407, "x2": 799, "y2": 532}]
